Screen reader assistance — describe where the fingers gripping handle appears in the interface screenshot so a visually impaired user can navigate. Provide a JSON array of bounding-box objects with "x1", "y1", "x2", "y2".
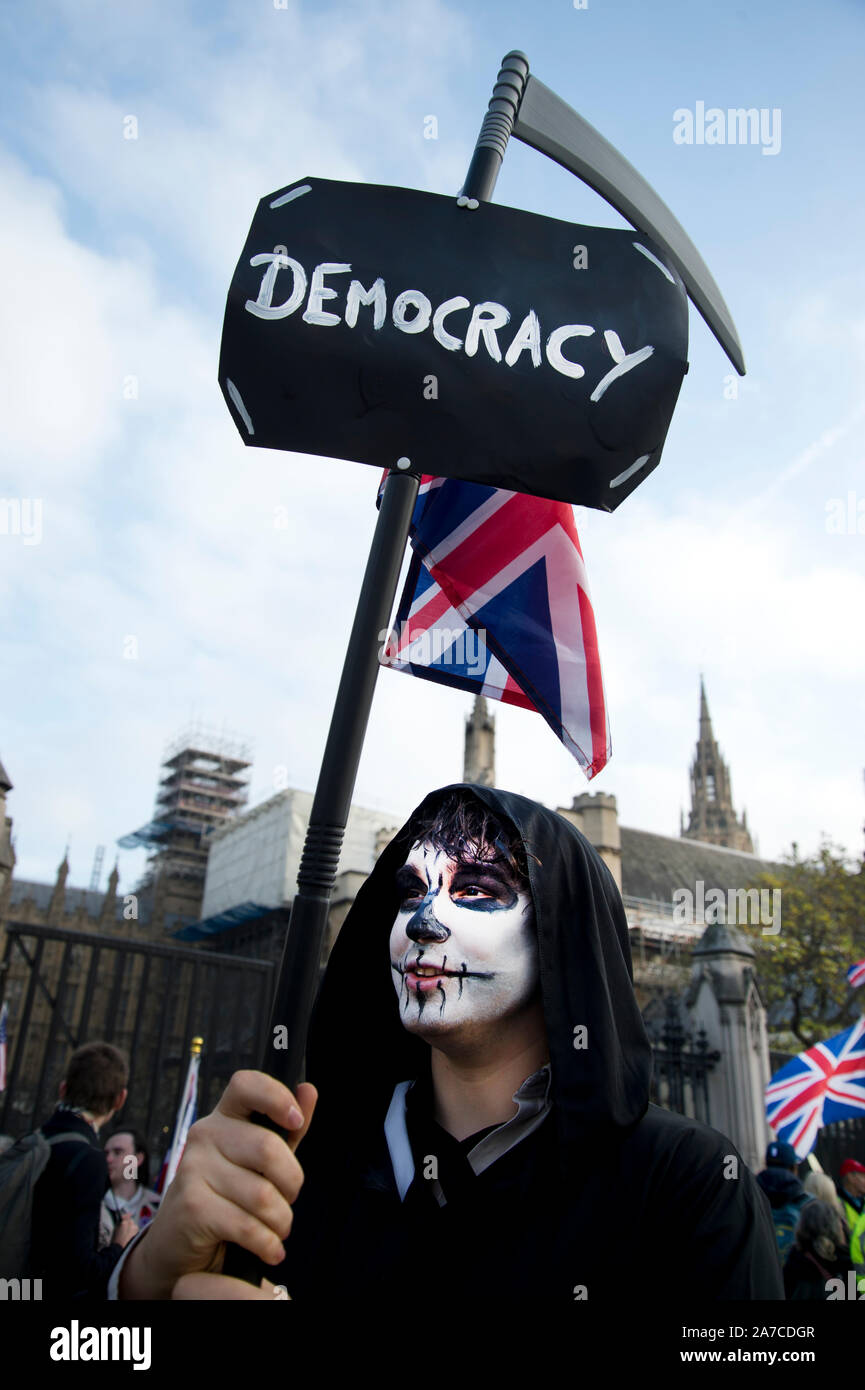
[{"x1": 220, "y1": 1109, "x2": 290, "y2": 1287}]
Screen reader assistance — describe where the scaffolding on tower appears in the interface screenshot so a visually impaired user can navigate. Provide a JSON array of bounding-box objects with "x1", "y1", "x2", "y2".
[{"x1": 117, "y1": 724, "x2": 253, "y2": 931}]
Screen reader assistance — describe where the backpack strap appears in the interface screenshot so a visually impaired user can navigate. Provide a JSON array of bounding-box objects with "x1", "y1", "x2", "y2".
[
  {"x1": 804, "y1": 1250, "x2": 833, "y2": 1283},
  {"x1": 43, "y1": 1130, "x2": 95, "y2": 1182}
]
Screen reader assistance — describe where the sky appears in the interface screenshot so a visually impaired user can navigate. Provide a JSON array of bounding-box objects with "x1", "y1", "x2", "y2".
[{"x1": 1, "y1": 0, "x2": 863, "y2": 894}]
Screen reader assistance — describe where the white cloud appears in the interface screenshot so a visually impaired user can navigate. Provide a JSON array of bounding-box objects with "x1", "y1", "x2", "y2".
[{"x1": 15, "y1": 0, "x2": 473, "y2": 290}]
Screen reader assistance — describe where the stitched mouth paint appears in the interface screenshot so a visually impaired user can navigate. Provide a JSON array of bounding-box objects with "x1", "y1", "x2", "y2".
[{"x1": 389, "y1": 839, "x2": 537, "y2": 1028}]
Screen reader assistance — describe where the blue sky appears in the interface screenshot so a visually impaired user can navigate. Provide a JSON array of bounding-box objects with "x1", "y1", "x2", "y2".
[{"x1": 1, "y1": 0, "x2": 863, "y2": 892}]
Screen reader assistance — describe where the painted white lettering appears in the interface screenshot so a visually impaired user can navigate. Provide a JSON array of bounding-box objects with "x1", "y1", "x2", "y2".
[
  {"x1": 432, "y1": 295, "x2": 470, "y2": 351},
  {"x1": 464, "y1": 301, "x2": 511, "y2": 362},
  {"x1": 505, "y1": 310, "x2": 542, "y2": 368},
  {"x1": 303, "y1": 261, "x2": 352, "y2": 326},
  {"x1": 245, "y1": 252, "x2": 307, "y2": 320},
  {"x1": 545, "y1": 324, "x2": 594, "y2": 379},
  {"x1": 590, "y1": 331, "x2": 654, "y2": 401},
  {"x1": 392, "y1": 289, "x2": 433, "y2": 335},
  {"x1": 344, "y1": 277, "x2": 387, "y2": 330}
]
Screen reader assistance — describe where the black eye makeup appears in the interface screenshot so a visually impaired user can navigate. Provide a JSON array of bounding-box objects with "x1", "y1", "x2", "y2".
[
  {"x1": 395, "y1": 866, "x2": 427, "y2": 905},
  {"x1": 450, "y1": 868, "x2": 519, "y2": 909}
]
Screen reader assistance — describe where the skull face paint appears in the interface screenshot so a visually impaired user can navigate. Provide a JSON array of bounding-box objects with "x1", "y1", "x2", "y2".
[{"x1": 389, "y1": 838, "x2": 538, "y2": 1036}]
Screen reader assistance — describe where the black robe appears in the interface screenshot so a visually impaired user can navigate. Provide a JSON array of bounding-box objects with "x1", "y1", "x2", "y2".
[{"x1": 275, "y1": 783, "x2": 783, "y2": 1300}]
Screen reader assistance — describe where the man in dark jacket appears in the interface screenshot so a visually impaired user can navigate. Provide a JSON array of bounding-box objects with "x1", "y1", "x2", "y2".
[
  {"x1": 756, "y1": 1139, "x2": 814, "y2": 1265},
  {"x1": 31, "y1": 1041, "x2": 138, "y2": 1299},
  {"x1": 112, "y1": 784, "x2": 783, "y2": 1301}
]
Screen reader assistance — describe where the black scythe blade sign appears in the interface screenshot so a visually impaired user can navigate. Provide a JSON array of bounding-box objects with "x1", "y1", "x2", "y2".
[{"x1": 219, "y1": 177, "x2": 690, "y2": 510}]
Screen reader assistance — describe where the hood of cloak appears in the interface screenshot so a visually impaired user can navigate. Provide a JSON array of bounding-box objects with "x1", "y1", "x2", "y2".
[{"x1": 305, "y1": 783, "x2": 653, "y2": 1156}]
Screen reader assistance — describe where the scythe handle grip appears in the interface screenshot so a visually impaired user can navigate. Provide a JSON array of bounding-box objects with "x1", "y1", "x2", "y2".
[{"x1": 460, "y1": 50, "x2": 530, "y2": 202}]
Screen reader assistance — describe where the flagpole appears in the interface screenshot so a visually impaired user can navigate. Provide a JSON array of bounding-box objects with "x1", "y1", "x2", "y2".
[
  {"x1": 221, "y1": 54, "x2": 532, "y2": 1286},
  {"x1": 160, "y1": 1035, "x2": 203, "y2": 1192}
]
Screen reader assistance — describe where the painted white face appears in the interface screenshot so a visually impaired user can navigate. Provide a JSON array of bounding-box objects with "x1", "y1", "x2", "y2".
[{"x1": 389, "y1": 838, "x2": 538, "y2": 1037}]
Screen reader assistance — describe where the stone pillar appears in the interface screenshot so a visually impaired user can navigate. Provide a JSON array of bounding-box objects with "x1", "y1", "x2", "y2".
[
  {"x1": 686, "y1": 921, "x2": 772, "y2": 1172},
  {"x1": 557, "y1": 792, "x2": 622, "y2": 891}
]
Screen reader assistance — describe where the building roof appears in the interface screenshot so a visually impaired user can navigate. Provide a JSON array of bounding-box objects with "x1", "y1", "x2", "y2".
[
  {"x1": 0, "y1": 755, "x2": 12, "y2": 793},
  {"x1": 6, "y1": 877, "x2": 152, "y2": 925},
  {"x1": 620, "y1": 826, "x2": 780, "y2": 903}
]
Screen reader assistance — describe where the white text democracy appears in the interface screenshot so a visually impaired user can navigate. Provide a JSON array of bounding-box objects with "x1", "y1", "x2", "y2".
[{"x1": 244, "y1": 251, "x2": 656, "y2": 399}]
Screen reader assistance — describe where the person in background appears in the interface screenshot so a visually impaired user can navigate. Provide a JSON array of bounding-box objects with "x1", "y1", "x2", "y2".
[
  {"x1": 837, "y1": 1158, "x2": 865, "y2": 1260},
  {"x1": 98, "y1": 1128, "x2": 161, "y2": 1250},
  {"x1": 30, "y1": 1041, "x2": 138, "y2": 1299},
  {"x1": 803, "y1": 1170, "x2": 849, "y2": 1238},
  {"x1": 755, "y1": 1139, "x2": 814, "y2": 1265},
  {"x1": 784, "y1": 1199, "x2": 857, "y2": 1300}
]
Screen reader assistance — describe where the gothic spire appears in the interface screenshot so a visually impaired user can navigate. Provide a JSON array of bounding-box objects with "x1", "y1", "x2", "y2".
[
  {"x1": 682, "y1": 679, "x2": 754, "y2": 852},
  {"x1": 463, "y1": 694, "x2": 496, "y2": 786}
]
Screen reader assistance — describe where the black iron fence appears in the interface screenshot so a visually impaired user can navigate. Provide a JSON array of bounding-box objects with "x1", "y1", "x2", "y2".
[
  {"x1": 0, "y1": 922, "x2": 273, "y2": 1167},
  {"x1": 646, "y1": 995, "x2": 720, "y2": 1125}
]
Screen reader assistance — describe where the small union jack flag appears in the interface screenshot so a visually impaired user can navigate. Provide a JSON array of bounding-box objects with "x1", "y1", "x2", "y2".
[
  {"x1": 379, "y1": 474, "x2": 610, "y2": 778},
  {"x1": 156, "y1": 1047, "x2": 200, "y2": 1193},
  {"x1": 766, "y1": 1016, "x2": 865, "y2": 1158},
  {"x1": 847, "y1": 960, "x2": 865, "y2": 989}
]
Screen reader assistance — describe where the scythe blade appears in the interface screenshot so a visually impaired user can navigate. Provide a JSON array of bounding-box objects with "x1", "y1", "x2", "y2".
[{"x1": 513, "y1": 73, "x2": 745, "y2": 375}]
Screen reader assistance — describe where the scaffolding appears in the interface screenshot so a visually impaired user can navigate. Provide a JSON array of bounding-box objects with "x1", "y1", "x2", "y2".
[
  {"x1": 624, "y1": 894, "x2": 703, "y2": 993},
  {"x1": 118, "y1": 725, "x2": 252, "y2": 928}
]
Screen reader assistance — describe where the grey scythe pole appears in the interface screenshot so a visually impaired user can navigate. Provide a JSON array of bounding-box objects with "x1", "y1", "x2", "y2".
[{"x1": 220, "y1": 54, "x2": 528, "y2": 1286}]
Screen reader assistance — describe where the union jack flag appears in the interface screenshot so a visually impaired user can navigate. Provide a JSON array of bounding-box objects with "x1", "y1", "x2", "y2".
[
  {"x1": 379, "y1": 474, "x2": 610, "y2": 778},
  {"x1": 847, "y1": 960, "x2": 865, "y2": 989},
  {"x1": 765, "y1": 1016, "x2": 865, "y2": 1158}
]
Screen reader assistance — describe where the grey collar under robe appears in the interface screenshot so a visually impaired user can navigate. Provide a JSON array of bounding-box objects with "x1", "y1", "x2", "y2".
[{"x1": 384, "y1": 1062, "x2": 552, "y2": 1206}]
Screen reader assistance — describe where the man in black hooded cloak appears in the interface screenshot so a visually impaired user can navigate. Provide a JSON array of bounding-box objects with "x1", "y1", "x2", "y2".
[{"x1": 112, "y1": 783, "x2": 783, "y2": 1301}]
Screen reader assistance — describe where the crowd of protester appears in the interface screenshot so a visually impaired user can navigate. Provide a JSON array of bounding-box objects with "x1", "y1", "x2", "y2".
[
  {"x1": 756, "y1": 1140, "x2": 865, "y2": 1299},
  {"x1": 0, "y1": 1042, "x2": 161, "y2": 1299}
]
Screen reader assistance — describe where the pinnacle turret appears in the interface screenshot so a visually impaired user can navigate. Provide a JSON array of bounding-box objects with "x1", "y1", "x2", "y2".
[{"x1": 682, "y1": 680, "x2": 754, "y2": 852}]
